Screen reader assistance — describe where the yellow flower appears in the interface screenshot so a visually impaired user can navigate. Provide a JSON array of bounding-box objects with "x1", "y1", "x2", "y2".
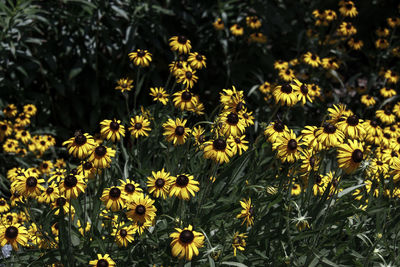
[
  {"x1": 236, "y1": 198, "x2": 254, "y2": 227},
  {"x1": 162, "y1": 118, "x2": 190, "y2": 145},
  {"x1": 128, "y1": 49, "x2": 152, "y2": 67},
  {"x1": 169, "y1": 36, "x2": 192, "y2": 54},
  {"x1": 150, "y1": 87, "x2": 169, "y2": 105},
  {"x1": 230, "y1": 24, "x2": 244, "y2": 36},
  {"x1": 100, "y1": 119, "x2": 125, "y2": 142},
  {"x1": 232, "y1": 232, "x2": 247, "y2": 256},
  {"x1": 170, "y1": 225, "x2": 204, "y2": 261},
  {"x1": 0, "y1": 224, "x2": 28, "y2": 250},
  {"x1": 169, "y1": 174, "x2": 199, "y2": 200},
  {"x1": 115, "y1": 78, "x2": 133, "y2": 92}
]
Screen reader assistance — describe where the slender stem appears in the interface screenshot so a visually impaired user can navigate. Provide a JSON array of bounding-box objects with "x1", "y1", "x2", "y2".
[{"x1": 134, "y1": 67, "x2": 141, "y2": 111}]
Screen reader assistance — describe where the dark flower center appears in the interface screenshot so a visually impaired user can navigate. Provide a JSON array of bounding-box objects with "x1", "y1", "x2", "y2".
[
  {"x1": 46, "y1": 187, "x2": 54, "y2": 194},
  {"x1": 110, "y1": 121, "x2": 119, "y2": 131},
  {"x1": 213, "y1": 138, "x2": 227, "y2": 150},
  {"x1": 0, "y1": 200, "x2": 5, "y2": 205},
  {"x1": 42, "y1": 163, "x2": 48, "y2": 169},
  {"x1": 346, "y1": 24, "x2": 351, "y2": 30},
  {"x1": 95, "y1": 146, "x2": 107, "y2": 157},
  {"x1": 227, "y1": 112, "x2": 239, "y2": 124},
  {"x1": 323, "y1": 123, "x2": 336, "y2": 134},
  {"x1": 155, "y1": 178, "x2": 165, "y2": 188},
  {"x1": 0, "y1": 125, "x2": 6, "y2": 131},
  {"x1": 74, "y1": 134, "x2": 87, "y2": 146},
  {"x1": 6, "y1": 215, "x2": 13, "y2": 222},
  {"x1": 384, "y1": 133, "x2": 391, "y2": 139},
  {"x1": 347, "y1": 115, "x2": 359, "y2": 126},
  {"x1": 345, "y1": 3, "x2": 352, "y2": 9},
  {"x1": 84, "y1": 162, "x2": 93, "y2": 170},
  {"x1": 377, "y1": 161, "x2": 383, "y2": 166},
  {"x1": 235, "y1": 138, "x2": 241, "y2": 144},
  {"x1": 64, "y1": 175, "x2": 78, "y2": 188},
  {"x1": 384, "y1": 109, "x2": 392, "y2": 115},
  {"x1": 287, "y1": 139, "x2": 298, "y2": 150},
  {"x1": 21, "y1": 131, "x2": 27, "y2": 136},
  {"x1": 300, "y1": 85, "x2": 308, "y2": 94},
  {"x1": 179, "y1": 230, "x2": 194, "y2": 243},
  {"x1": 195, "y1": 54, "x2": 203, "y2": 61},
  {"x1": 351, "y1": 149, "x2": 363, "y2": 163},
  {"x1": 311, "y1": 55, "x2": 316, "y2": 60},
  {"x1": 125, "y1": 184, "x2": 135, "y2": 193},
  {"x1": 185, "y1": 71, "x2": 193, "y2": 79},
  {"x1": 5, "y1": 226, "x2": 18, "y2": 239},
  {"x1": 176, "y1": 175, "x2": 189, "y2": 187},
  {"x1": 311, "y1": 85, "x2": 317, "y2": 91},
  {"x1": 177, "y1": 36, "x2": 187, "y2": 44},
  {"x1": 316, "y1": 175, "x2": 322, "y2": 184},
  {"x1": 135, "y1": 205, "x2": 146, "y2": 215},
  {"x1": 175, "y1": 126, "x2": 185, "y2": 136},
  {"x1": 97, "y1": 259, "x2": 109, "y2": 267},
  {"x1": 181, "y1": 91, "x2": 192, "y2": 101},
  {"x1": 236, "y1": 102, "x2": 245, "y2": 112},
  {"x1": 391, "y1": 151, "x2": 398, "y2": 157},
  {"x1": 56, "y1": 197, "x2": 67, "y2": 206},
  {"x1": 109, "y1": 187, "x2": 121, "y2": 198},
  {"x1": 273, "y1": 121, "x2": 285, "y2": 132},
  {"x1": 281, "y1": 84, "x2": 292, "y2": 93},
  {"x1": 134, "y1": 123, "x2": 142, "y2": 130},
  {"x1": 137, "y1": 50, "x2": 145, "y2": 57},
  {"x1": 370, "y1": 120, "x2": 378, "y2": 127},
  {"x1": 120, "y1": 229, "x2": 128, "y2": 237},
  {"x1": 26, "y1": 177, "x2": 37, "y2": 188},
  {"x1": 366, "y1": 96, "x2": 371, "y2": 100}
]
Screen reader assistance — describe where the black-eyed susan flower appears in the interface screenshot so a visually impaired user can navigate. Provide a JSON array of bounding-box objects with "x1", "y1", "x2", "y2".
[
  {"x1": 299, "y1": 149, "x2": 320, "y2": 175},
  {"x1": 315, "y1": 123, "x2": 345, "y2": 148},
  {"x1": 293, "y1": 79, "x2": 312, "y2": 104},
  {"x1": 120, "y1": 179, "x2": 143, "y2": 203},
  {"x1": 236, "y1": 198, "x2": 254, "y2": 227},
  {"x1": 291, "y1": 182, "x2": 302, "y2": 196},
  {"x1": 169, "y1": 36, "x2": 191, "y2": 54},
  {"x1": 112, "y1": 225, "x2": 135, "y2": 247},
  {"x1": 384, "y1": 70, "x2": 399, "y2": 84},
  {"x1": 0, "y1": 199, "x2": 10, "y2": 213},
  {"x1": 220, "y1": 112, "x2": 246, "y2": 137},
  {"x1": 115, "y1": 78, "x2": 133, "y2": 93},
  {"x1": 264, "y1": 120, "x2": 289, "y2": 143},
  {"x1": 230, "y1": 24, "x2": 244, "y2": 36},
  {"x1": 274, "y1": 60, "x2": 289, "y2": 71},
  {"x1": 380, "y1": 87, "x2": 396, "y2": 98},
  {"x1": 0, "y1": 120, "x2": 12, "y2": 142},
  {"x1": 128, "y1": 49, "x2": 152, "y2": 67},
  {"x1": 376, "y1": 109, "x2": 396, "y2": 125},
  {"x1": 63, "y1": 132, "x2": 96, "y2": 159},
  {"x1": 375, "y1": 38, "x2": 389, "y2": 49},
  {"x1": 177, "y1": 67, "x2": 198, "y2": 89},
  {"x1": 10, "y1": 192, "x2": 24, "y2": 207},
  {"x1": 173, "y1": 89, "x2": 198, "y2": 111},
  {"x1": 228, "y1": 135, "x2": 249, "y2": 156},
  {"x1": 128, "y1": 115, "x2": 151, "y2": 138},
  {"x1": 338, "y1": 22, "x2": 357, "y2": 36},
  {"x1": 147, "y1": 169, "x2": 173, "y2": 199},
  {"x1": 88, "y1": 144, "x2": 115, "y2": 169},
  {"x1": 300, "y1": 126, "x2": 322, "y2": 151},
  {"x1": 52, "y1": 196, "x2": 74, "y2": 215},
  {"x1": 101, "y1": 186, "x2": 126, "y2": 211},
  {"x1": 213, "y1": 18, "x2": 224, "y2": 30},
  {"x1": 246, "y1": 16, "x2": 261, "y2": 29},
  {"x1": 15, "y1": 113, "x2": 30, "y2": 127},
  {"x1": 327, "y1": 104, "x2": 351, "y2": 124},
  {"x1": 361, "y1": 95, "x2": 376, "y2": 107},
  {"x1": 303, "y1": 52, "x2": 321, "y2": 68},
  {"x1": 0, "y1": 224, "x2": 28, "y2": 251},
  {"x1": 321, "y1": 57, "x2": 339, "y2": 70},
  {"x1": 23, "y1": 104, "x2": 37, "y2": 116},
  {"x1": 249, "y1": 32, "x2": 268, "y2": 43},
  {"x1": 170, "y1": 225, "x2": 204, "y2": 261},
  {"x1": 169, "y1": 174, "x2": 199, "y2": 200},
  {"x1": 273, "y1": 83, "x2": 299, "y2": 106},
  {"x1": 272, "y1": 130, "x2": 302, "y2": 163},
  {"x1": 339, "y1": 1, "x2": 358, "y2": 17},
  {"x1": 337, "y1": 139, "x2": 364, "y2": 174},
  {"x1": 309, "y1": 84, "x2": 321, "y2": 99},
  {"x1": 100, "y1": 119, "x2": 125, "y2": 142},
  {"x1": 188, "y1": 52, "x2": 206, "y2": 70},
  {"x1": 279, "y1": 68, "x2": 296, "y2": 81},
  {"x1": 348, "y1": 38, "x2": 364, "y2": 50},
  {"x1": 232, "y1": 232, "x2": 247, "y2": 256},
  {"x1": 38, "y1": 185, "x2": 59, "y2": 204},
  {"x1": 132, "y1": 220, "x2": 152, "y2": 235},
  {"x1": 3, "y1": 104, "x2": 17, "y2": 118},
  {"x1": 388, "y1": 17, "x2": 400, "y2": 28},
  {"x1": 192, "y1": 126, "x2": 206, "y2": 147},
  {"x1": 336, "y1": 114, "x2": 366, "y2": 140},
  {"x1": 13, "y1": 171, "x2": 44, "y2": 198},
  {"x1": 163, "y1": 118, "x2": 190, "y2": 145},
  {"x1": 15, "y1": 129, "x2": 31, "y2": 144},
  {"x1": 59, "y1": 173, "x2": 86, "y2": 199},
  {"x1": 149, "y1": 87, "x2": 169, "y2": 105},
  {"x1": 169, "y1": 60, "x2": 187, "y2": 77},
  {"x1": 203, "y1": 138, "x2": 233, "y2": 164},
  {"x1": 89, "y1": 254, "x2": 116, "y2": 267},
  {"x1": 324, "y1": 10, "x2": 337, "y2": 21},
  {"x1": 126, "y1": 195, "x2": 157, "y2": 223}
]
